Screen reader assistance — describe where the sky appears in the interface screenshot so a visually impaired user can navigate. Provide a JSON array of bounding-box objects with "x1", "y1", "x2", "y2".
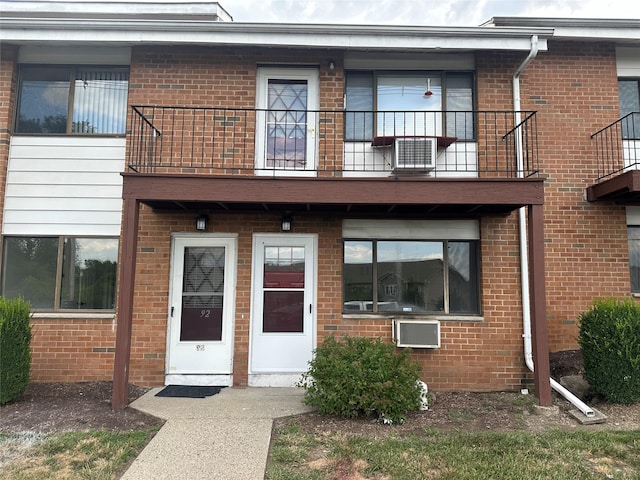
[{"x1": 221, "y1": 0, "x2": 639, "y2": 25}]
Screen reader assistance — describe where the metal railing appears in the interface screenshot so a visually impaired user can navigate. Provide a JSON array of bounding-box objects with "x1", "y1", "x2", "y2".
[
  {"x1": 591, "y1": 112, "x2": 640, "y2": 181},
  {"x1": 128, "y1": 106, "x2": 539, "y2": 178}
]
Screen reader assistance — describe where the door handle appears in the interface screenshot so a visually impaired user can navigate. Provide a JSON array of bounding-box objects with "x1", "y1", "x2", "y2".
[
  {"x1": 171, "y1": 306, "x2": 174, "y2": 317},
  {"x1": 309, "y1": 304, "x2": 312, "y2": 314}
]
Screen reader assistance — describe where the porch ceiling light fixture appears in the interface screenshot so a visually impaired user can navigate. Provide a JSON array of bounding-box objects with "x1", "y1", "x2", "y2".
[
  {"x1": 281, "y1": 215, "x2": 293, "y2": 232},
  {"x1": 328, "y1": 60, "x2": 336, "y2": 71},
  {"x1": 424, "y1": 78, "x2": 433, "y2": 97},
  {"x1": 195, "y1": 214, "x2": 209, "y2": 232}
]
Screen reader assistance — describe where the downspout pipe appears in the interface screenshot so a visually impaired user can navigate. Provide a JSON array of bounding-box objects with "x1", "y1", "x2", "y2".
[{"x1": 513, "y1": 35, "x2": 595, "y2": 418}]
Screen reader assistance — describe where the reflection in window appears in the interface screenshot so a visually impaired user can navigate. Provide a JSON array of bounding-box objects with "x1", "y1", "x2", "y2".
[
  {"x1": 344, "y1": 71, "x2": 475, "y2": 141},
  {"x1": 343, "y1": 239, "x2": 479, "y2": 314},
  {"x1": 628, "y1": 226, "x2": 640, "y2": 293},
  {"x1": 619, "y1": 80, "x2": 640, "y2": 140},
  {"x1": 2, "y1": 236, "x2": 118, "y2": 310},
  {"x1": 16, "y1": 65, "x2": 129, "y2": 135}
]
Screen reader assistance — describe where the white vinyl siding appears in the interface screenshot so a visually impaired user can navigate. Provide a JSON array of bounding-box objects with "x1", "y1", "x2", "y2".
[{"x1": 4, "y1": 136, "x2": 125, "y2": 236}]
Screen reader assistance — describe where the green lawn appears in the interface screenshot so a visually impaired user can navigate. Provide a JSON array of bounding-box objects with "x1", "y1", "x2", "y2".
[
  {"x1": 268, "y1": 425, "x2": 640, "y2": 480},
  {"x1": 0, "y1": 428, "x2": 159, "y2": 480}
]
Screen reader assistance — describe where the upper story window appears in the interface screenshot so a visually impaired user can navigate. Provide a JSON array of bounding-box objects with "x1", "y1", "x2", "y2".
[
  {"x1": 16, "y1": 65, "x2": 129, "y2": 135},
  {"x1": 619, "y1": 79, "x2": 640, "y2": 139},
  {"x1": 345, "y1": 71, "x2": 475, "y2": 142}
]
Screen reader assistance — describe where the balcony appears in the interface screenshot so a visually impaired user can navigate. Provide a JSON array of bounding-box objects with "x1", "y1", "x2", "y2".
[
  {"x1": 587, "y1": 112, "x2": 640, "y2": 203},
  {"x1": 124, "y1": 106, "x2": 544, "y2": 217}
]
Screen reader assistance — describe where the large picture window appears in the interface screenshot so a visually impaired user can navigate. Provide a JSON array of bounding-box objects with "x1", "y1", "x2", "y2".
[
  {"x1": 345, "y1": 71, "x2": 475, "y2": 141},
  {"x1": 16, "y1": 65, "x2": 129, "y2": 135},
  {"x1": 2, "y1": 236, "x2": 118, "y2": 311},
  {"x1": 343, "y1": 239, "x2": 480, "y2": 314}
]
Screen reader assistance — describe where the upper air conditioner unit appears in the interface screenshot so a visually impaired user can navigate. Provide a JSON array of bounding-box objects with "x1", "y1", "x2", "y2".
[
  {"x1": 393, "y1": 319, "x2": 440, "y2": 348},
  {"x1": 393, "y1": 138, "x2": 436, "y2": 172}
]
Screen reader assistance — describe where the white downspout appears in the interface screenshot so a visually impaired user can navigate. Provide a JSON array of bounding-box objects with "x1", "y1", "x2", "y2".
[{"x1": 513, "y1": 35, "x2": 595, "y2": 418}]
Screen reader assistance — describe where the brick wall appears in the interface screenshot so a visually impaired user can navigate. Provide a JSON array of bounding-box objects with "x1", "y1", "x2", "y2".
[
  {"x1": 478, "y1": 41, "x2": 629, "y2": 353},
  {"x1": 18, "y1": 40, "x2": 631, "y2": 392}
]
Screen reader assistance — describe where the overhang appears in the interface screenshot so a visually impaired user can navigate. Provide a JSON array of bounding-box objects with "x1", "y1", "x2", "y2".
[{"x1": 0, "y1": 1, "x2": 552, "y2": 52}]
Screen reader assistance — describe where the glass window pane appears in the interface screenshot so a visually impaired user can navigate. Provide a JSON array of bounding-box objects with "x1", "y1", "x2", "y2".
[
  {"x1": 17, "y1": 66, "x2": 70, "y2": 133},
  {"x1": 345, "y1": 72, "x2": 374, "y2": 141},
  {"x1": 2, "y1": 237, "x2": 58, "y2": 309},
  {"x1": 629, "y1": 227, "x2": 640, "y2": 292},
  {"x1": 448, "y1": 241, "x2": 480, "y2": 313},
  {"x1": 377, "y1": 241, "x2": 444, "y2": 312},
  {"x1": 263, "y1": 291, "x2": 304, "y2": 332},
  {"x1": 343, "y1": 241, "x2": 373, "y2": 311},
  {"x1": 619, "y1": 80, "x2": 640, "y2": 140},
  {"x1": 377, "y1": 75, "x2": 442, "y2": 137},
  {"x1": 73, "y1": 67, "x2": 129, "y2": 134},
  {"x1": 60, "y1": 238, "x2": 118, "y2": 310},
  {"x1": 446, "y1": 73, "x2": 474, "y2": 140},
  {"x1": 264, "y1": 246, "x2": 305, "y2": 288}
]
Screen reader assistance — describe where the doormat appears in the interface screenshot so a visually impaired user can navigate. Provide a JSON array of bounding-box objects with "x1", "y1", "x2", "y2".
[{"x1": 155, "y1": 385, "x2": 225, "y2": 398}]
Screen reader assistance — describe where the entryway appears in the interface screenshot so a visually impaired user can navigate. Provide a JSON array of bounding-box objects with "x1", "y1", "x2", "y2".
[
  {"x1": 166, "y1": 234, "x2": 237, "y2": 386},
  {"x1": 249, "y1": 234, "x2": 317, "y2": 386}
]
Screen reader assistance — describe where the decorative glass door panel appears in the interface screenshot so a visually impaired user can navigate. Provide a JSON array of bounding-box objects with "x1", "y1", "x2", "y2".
[
  {"x1": 256, "y1": 68, "x2": 319, "y2": 175},
  {"x1": 267, "y1": 80, "x2": 308, "y2": 170},
  {"x1": 180, "y1": 247, "x2": 225, "y2": 341},
  {"x1": 167, "y1": 236, "x2": 237, "y2": 385}
]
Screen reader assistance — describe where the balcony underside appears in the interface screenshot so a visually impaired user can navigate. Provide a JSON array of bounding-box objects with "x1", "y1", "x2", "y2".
[
  {"x1": 123, "y1": 173, "x2": 544, "y2": 217},
  {"x1": 586, "y1": 170, "x2": 640, "y2": 203}
]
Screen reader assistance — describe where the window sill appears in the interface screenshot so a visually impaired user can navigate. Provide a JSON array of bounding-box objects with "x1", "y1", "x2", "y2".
[
  {"x1": 32, "y1": 312, "x2": 116, "y2": 320},
  {"x1": 342, "y1": 313, "x2": 484, "y2": 322}
]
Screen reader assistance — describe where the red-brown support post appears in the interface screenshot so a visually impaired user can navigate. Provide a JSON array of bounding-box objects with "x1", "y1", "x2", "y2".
[
  {"x1": 112, "y1": 197, "x2": 140, "y2": 410},
  {"x1": 527, "y1": 203, "x2": 552, "y2": 406}
]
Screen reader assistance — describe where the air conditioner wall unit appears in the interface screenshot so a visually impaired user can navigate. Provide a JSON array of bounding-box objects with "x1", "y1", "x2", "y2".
[
  {"x1": 394, "y1": 138, "x2": 436, "y2": 171},
  {"x1": 393, "y1": 319, "x2": 440, "y2": 348}
]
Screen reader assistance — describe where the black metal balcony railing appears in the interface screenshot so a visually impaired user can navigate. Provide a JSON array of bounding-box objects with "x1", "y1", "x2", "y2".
[
  {"x1": 128, "y1": 106, "x2": 539, "y2": 178},
  {"x1": 591, "y1": 112, "x2": 640, "y2": 181}
]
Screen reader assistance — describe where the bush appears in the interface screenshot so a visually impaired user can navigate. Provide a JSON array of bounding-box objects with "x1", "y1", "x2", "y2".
[
  {"x1": 0, "y1": 297, "x2": 32, "y2": 404},
  {"x1": 578, "y1": 299, "x2": 640, "y2": 404},
  {"x1": 297, "y1": 335, "x2": 422, "y2": 424}
]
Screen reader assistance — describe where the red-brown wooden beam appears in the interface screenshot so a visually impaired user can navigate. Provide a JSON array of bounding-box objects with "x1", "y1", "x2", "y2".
[
  {"x1": 122, "y1": 174, "x2": 545, "y2": 207},
  {"x1": 527, "y1": 203, "x2": 552, "y2": 406},
  {"x1": 112, "y1": 198, "x2": 140, "y2": 410}
]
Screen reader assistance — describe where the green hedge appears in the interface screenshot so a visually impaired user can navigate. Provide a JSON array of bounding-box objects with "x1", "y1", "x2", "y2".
[
  {"x1": 297, "y1": 335, "x2": 422, "y2": 424},
  {"x1": 0, "y1": 297, "x2": 32, "y2": 404},
  {"x1": 578, "y1": 299, "x2": 640, "y2": 404}
]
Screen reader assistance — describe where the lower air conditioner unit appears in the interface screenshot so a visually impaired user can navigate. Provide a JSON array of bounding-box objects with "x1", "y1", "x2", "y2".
[
  {"x1": 393, "y1": 319, "x2": 440, "y2": 348},
  {"x1": 393, "y1": 138, "x2": 436, "y2": 172}
]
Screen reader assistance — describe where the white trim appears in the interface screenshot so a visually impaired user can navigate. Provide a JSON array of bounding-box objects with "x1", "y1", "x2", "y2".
[
  {"x1": 164, "y1": 374, "x2": 232, "y2": 387},
  {"x1": 248, "y1": 373, "x2": 302, "y2": 387},
  {"x1": 342, "y1": 219, "x2": 480, "y2": 240},
  {"x1": 31, "y1": 312, "x2": 116, "y2": 320}
]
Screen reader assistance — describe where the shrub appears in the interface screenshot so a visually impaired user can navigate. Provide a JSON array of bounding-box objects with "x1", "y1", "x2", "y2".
[
  {"x1": 578, "y1": 299, "x2": 640, "y2": 404},
  {"x1": 297, "y1": 335, "x2": 422, "y2": 424},
  {"x1": 0, "y1": 297, "x2": 32, "y2": 404}
]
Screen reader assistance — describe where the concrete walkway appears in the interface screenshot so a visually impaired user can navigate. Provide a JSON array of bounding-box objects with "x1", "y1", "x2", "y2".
[{"x1": 121, "y1": 387, "x2": 313, "y2": 480}]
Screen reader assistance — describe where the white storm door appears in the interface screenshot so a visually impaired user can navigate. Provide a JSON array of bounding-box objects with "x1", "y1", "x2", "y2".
[
  {"x1": 250, "y1": 234, "x2": 316, "y2": 381},
  {"x1": 255, "y1": 68, "x2": 319, "y2": 176},
  {"x1": 166, "y1": 235, "x2": 237, "y2": 386}
]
